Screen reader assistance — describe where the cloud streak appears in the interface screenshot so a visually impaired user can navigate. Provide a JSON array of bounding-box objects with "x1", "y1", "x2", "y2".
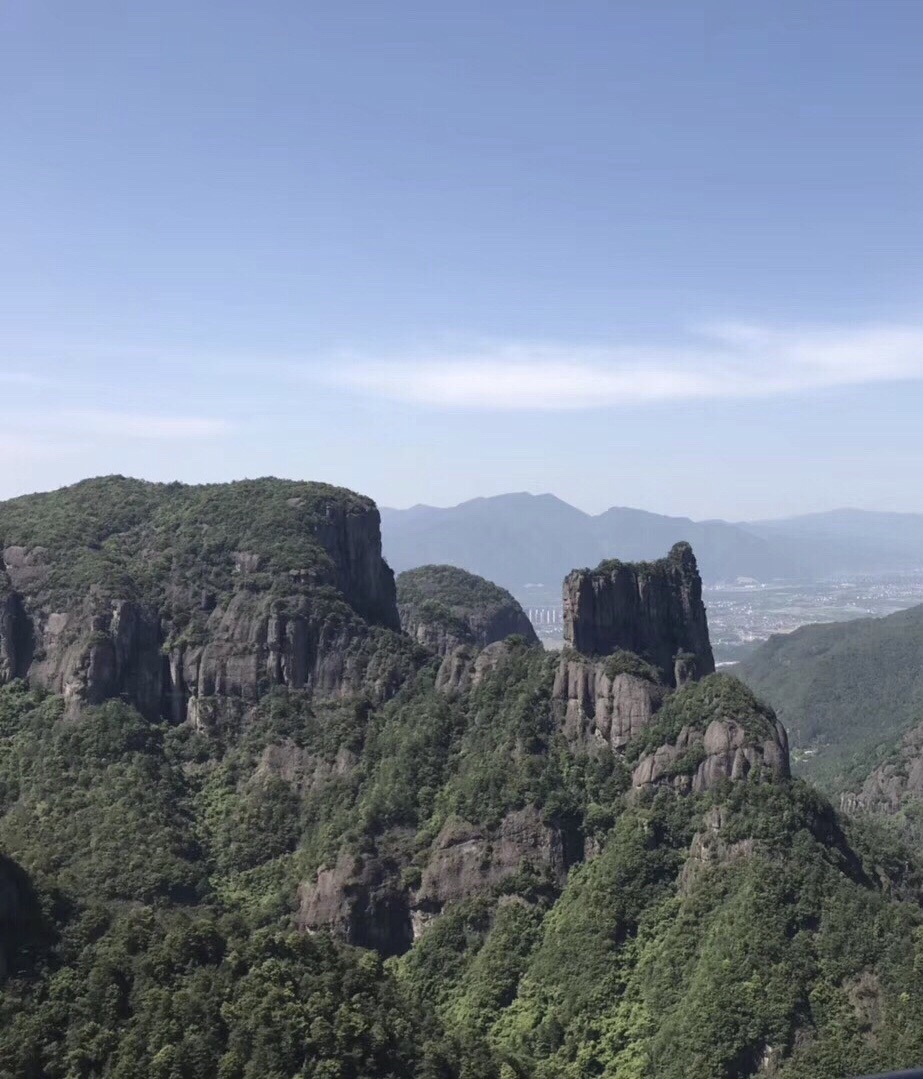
[
  {"x1": 322, "y1": 322, "x2": 923, "y2": 409},
  {"x1": 53, "y1": 409, "x2": 232, "y2": 440}
]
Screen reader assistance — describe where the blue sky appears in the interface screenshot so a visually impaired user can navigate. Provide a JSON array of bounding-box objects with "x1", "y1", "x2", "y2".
[{"x1": 2, "y1": 0, "x2": 923, "y2": 518}]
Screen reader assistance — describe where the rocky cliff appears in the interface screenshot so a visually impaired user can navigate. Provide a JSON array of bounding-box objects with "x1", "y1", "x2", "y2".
[
  {"x1": 563, "y1": 541, "x2": 715, "y2": 685},
  {"x1": 301, "y1": 548, "x2": 790, "y2": 954},
  {"x1": 840, "y1": 719, "x2": 923, "y2": 817},
  {"x1": 396, "y1": 564, "x2": 538, "y2": 657},
  {"x1": 0, "y1": 477, "x2": 420, "y2": 722},
  {"x1": 629, "y1": 674, "x2": 790, "y2": 794}
]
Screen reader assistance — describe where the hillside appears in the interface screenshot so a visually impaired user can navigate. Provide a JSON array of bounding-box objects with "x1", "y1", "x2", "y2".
[
  {"x1": 737, "y1": 603, "x2": 923, "y2": 787},
  {"x1": 2, "y1": 478, "x2": 923, "y2": 1076},
  {"x1": 396, "y1": 564, "x2": 538, "y2": 656},
  {"x1": 382, "y1": 494, "x2": 923, "y2": 590}
]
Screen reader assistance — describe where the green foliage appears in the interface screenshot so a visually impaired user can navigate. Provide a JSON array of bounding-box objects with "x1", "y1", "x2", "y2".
[
  {"x1": 396, "y1": 564, "x2": 535, "y2": 648},
  {"x1": 602, "y1": 649, "x2": 661, "y2": 684},
  {"x1": 397, "y1": 565, "x2": 529, "y2": 618},
  {"x1": 737, "y1": 602, "x2": 923, "y2": 787},
  {"x1": 0, "y1": 683, "x2": 436, "y2": 1079},
  {"x1": 0, "y1": 475, "x2": 385, "y2": 621},
  {"x1": 627, "y1": 673, "x2": 778, "y2": 762}
]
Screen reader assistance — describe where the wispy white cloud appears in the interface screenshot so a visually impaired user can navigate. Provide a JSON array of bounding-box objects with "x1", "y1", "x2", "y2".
[
  {"x1": 52, "y1": 409, "x2": 232, "y2": 440},
  {"x1": 319, "y1": 322, "x2": 923, "y2": 409}
]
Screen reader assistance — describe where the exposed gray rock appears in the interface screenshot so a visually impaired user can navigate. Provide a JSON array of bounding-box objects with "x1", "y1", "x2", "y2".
[
  {"x1": 435, "y1": 639, "x2": 517, "y2": 695},
  {"x1": 412, "y1": 807, "x2": 571, "y2": 927},
  {"x1": 0, "y1": 488, "x2": 419, "y2": 721},
  {"x1": 552, "y1": 652, "x2": 664, "y2": 751},
  {"x1": 300, "y1": 805, "x2": 579, "y2": 950},
  {"x1": 563, "y1": 542, "x2": 714, "y2": 686},
  {"x1": 631, "y1": 715, "x2": 790, "y2": 795},
  {"x1": 840, "y1": 722, "x2": 923, "y2": 816},
  {"x1": 296, "y1": 851, "x2": 412, "y2": 957}
]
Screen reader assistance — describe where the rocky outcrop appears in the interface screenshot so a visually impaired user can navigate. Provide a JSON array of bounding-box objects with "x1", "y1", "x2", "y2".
[
  {"x1": 411, "y1": 807, "x2": 575, "y2": 935},
  {"x1": 840, "y1": 721, "x2": 923, "y2": 816},
  {"x1": 397, "y1": 564, "x2": 538, "y2": 658},
  {"x1": 0, "y1": 478, "x2": 419, "y2": 722},
  {"x1": 631, "y1": 717, "x2": 789, "y2": 794},
  {"x1": 299, "y1": 806, "x2": 579, "y2": 952},
  {"x1": 563, "y1": 542, "x2": 714, "y2": 686},
  {"x1": 552, "y1": 652, "x2": 664, "y2": 751},
  {"x1": 0, "y1": 561, "x2": 31, "y2": 683},
  {"x1": 296, "y1": 851, "x2": 412, "y2": 957},
  {"x1": 0, "y1": 853, "x2": 42, "y2": 982},
  {"x1": 434, "y1": 639, "x2": 520, "y2": 694}
]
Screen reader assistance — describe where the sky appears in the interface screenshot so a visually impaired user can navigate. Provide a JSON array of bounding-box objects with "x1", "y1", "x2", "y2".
[{"x1": 2, "y1": 0, "x2": 923, "y2": 520}]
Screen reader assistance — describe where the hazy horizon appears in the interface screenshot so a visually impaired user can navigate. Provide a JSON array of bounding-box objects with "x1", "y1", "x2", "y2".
[{"x1": 2, "y1": 470, "x2": 922, "y2": 526}]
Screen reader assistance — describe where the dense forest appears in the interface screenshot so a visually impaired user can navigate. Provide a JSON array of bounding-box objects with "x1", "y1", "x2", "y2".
[
  {"x1": 738, "y1": 603, "x2": 923, "y2": 788},
  {"x1": 2, "y1": 477, "x2": 923, "y2": 1078}
]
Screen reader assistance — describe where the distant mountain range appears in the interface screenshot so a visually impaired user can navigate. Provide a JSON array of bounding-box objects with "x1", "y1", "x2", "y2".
[{"x1": 381, "y1": 494, "x2": 923, "y2": 588}]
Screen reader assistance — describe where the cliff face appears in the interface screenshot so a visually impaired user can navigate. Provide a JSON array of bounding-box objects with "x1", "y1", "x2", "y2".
[
  {"x1": 396, "y1": 564, "x2": 538, "y2": 658},
  {"x1": 629, "y1": 674, "x2": 790, "y2": 795},
  {"x1": 552, "y1": 652, "x2": 664, "y2": 752},
  {"x1": 840, "y1": 721, "x2": 923, "y2": 816},
  {"x1": 301, "y1": 574, "x2": 791, "y2": 954},
  {"x1": 298, "y1": 805, "x2": 579, "y2": 954},
  {"x1": 562, "y1": 542, "x2": 714, "y2": 686},
  {"x1": 0, "y1": 477, "x2": 417, "y2": 722}
]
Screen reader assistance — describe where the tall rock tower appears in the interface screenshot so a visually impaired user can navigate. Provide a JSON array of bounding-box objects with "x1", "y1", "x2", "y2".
[{"x1": 562, "y1": 541, "x2": 715, "y2": 686}]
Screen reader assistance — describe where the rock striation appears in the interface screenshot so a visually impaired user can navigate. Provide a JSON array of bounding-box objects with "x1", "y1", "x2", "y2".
[
  {"x1": 563, "y1": 542, "x2": 714, "y2": 686},
  {"x1": 629, "y1": 675, "x2": 790, "y2": 795},
  {"x1": 552, "y1": 651, "x2": 664, "y2": 752},
  {"x1": 0, "y1": 477, "x2": 421, "y2": 722},
  {"x1": 297, "y1": 806, "x2": 579, "y2": 953},
  {"x1": 300, "y1": 546, "x2": 791, "y2": 953}
]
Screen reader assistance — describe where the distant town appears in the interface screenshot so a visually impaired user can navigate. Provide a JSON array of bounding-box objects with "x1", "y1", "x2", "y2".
[{"x1": 516, "y1": 571, "x2": 923, "y2": 664}]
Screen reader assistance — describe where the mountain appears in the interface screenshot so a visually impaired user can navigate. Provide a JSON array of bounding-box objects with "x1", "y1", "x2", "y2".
[
  {"x1": 0, "y1": 475, "x2": 422, "y2": 722},
  {"x1": 381, "y1": 495, "x2": 923, "y2": 590},
  {"x1": 381, "y1": 494, "x2": 797, "y2": 587},
  {"x1": 737, "y1": 603, "x2": 923, "y2": 786},
  {"x1": 746, "y1": 508, "x2": 923, "y2": 575},
  {"x1": 3, "y1": 477, "x2": 923, "y2": 1077},
  {"x1": 396, "y1": 564, "x2": 539, "y2": 657}
]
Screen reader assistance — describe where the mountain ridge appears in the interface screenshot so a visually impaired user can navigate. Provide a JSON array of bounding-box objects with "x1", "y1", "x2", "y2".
[
  {"x1": 3, "y1": 476, "x2": 923, "y2": 1077},
  {"x1": 382, "y1": 493, "x2": 923, "y2": 588}
]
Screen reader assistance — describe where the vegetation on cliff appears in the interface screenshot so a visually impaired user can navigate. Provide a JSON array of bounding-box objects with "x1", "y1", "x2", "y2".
[
  {"x1": 397, "y1": 564, "x2": 538, "y2": 652},
  {"x1": 737, "y1": 602, "x2": 923, "y2": 787},
  {"x1": 2, "y1": 479, "x2": 923, "y2": 1077}
]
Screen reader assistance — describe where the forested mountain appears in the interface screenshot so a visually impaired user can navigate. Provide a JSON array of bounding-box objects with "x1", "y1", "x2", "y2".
[
  {"x1": 2, "y1": 477, "x2": 923, "y2": 1077},
  {"x1": 737, "y1": 604, "x2": 923, "y2": 787},
  {"x1": 396, "y1": 564, "x2": 538, "y2": 657},
  {"x1": 381, "y1": 495, "x2": 923, "y2": 588}
]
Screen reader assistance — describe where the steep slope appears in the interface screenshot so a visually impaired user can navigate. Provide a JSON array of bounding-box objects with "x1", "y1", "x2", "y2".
[
  {"x1": 563, "y1": 542, "x2": 715, "y2": 684},
  {"x1": 737, "y1": 603, "x2": 923, "y2": 785},
  {"x1": 396, "y1": 564, "x2": 538, "y2": 657},
  {"x1": 0, "y1": 476, "x2": 423, "y2": 724},
  {"x1": 4, "y1": 483, "x2": 923, "y2": 1078}
]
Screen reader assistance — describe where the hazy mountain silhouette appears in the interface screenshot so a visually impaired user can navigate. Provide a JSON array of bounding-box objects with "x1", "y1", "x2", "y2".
[{"x1": 381, "y1": 495, "x2": 923, "y2": 587}]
